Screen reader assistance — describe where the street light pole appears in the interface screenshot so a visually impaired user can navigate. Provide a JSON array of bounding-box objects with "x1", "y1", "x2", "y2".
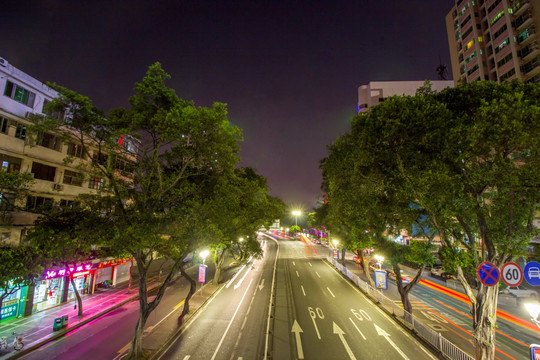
[{"x1": 292, "y1": 210, "x2": 301, "y2": 227}]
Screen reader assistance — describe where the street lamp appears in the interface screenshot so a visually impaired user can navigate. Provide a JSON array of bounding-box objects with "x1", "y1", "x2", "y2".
[
  {"x1": 292, "y1": 210, "x2": 301, "y2": 226},
  {"x1": 374, "y1": 255, "x2": 384, "y2": 270},
  {"x1": 200, "y1": 250, "x2": 209, "y2": 265},
  {"x1": 239, "y1": 237, "x2": 244, "y2": 243},
  {"x1": 332, "y1": 239, "x2": 339, "y2": 248}
]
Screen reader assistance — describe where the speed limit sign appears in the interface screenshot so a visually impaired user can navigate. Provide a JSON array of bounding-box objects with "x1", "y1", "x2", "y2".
[{"x1": 501, "y1": 262, "x2": 523, "y2": 287}]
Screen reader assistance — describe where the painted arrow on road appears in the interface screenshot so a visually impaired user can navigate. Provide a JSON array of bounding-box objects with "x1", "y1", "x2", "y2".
[
  {"x1": 333, "y1": 322, "x2": 357, "y2": 360},
  {"x1": 258, "y1": 278, "x2": 265, "y2": 291},
  {"x1": 374, "y1": 324, "x2": 410, "y2": 360},
  {"x1": 291, "y1": 320, "x2": 304, "y2": 359}
]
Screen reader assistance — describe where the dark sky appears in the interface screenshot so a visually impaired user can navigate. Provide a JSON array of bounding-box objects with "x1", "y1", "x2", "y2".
[{"x1": 2, "y1": 0, "x2": 453, "y2": 210}]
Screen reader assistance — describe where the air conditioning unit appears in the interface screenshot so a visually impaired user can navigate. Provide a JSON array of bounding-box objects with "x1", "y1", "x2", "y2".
[
  {"x1": 25, "y1": 111, "x2": 33, "y2": 119},
  {"x1": 0, "y1": 58, "x2": 7, "y2": 67},
  {"x1": 53, "y1": 183, "x2": 64, "y2": 191}
]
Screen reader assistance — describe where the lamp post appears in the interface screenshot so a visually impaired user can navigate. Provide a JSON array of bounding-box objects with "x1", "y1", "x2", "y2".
[
  {"x1": 374, "y1": 255, "x2": 384, "y2": 270},
  {"x1": 292, "y1": 210, "x2": 301, "y2": 226},
  {"x1": 199, "y1": 250, "x2": 209, "y2": 296}
]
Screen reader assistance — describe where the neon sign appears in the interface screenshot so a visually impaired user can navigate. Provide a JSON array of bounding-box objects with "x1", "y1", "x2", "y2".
[{"x1": 44, "y1": 263, "x2": 93, "y2": 279}]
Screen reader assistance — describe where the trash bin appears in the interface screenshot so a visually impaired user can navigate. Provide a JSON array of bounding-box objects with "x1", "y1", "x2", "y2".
[
  {"x1": 53, "y1": 317, "x2": 63, "y2": 331},
  {"x1": 62, "y1": 315, "x2": 68, "y2": 327}
]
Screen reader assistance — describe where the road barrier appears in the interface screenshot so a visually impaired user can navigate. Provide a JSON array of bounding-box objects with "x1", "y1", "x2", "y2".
[{"x1": 328, "y1": 257, "x2": 475, "y2": 360}]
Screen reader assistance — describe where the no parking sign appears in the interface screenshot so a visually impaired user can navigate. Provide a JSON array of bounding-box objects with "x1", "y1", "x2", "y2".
[{"x1": 477, "y1": 262, "x2": 499, "y2": 287}]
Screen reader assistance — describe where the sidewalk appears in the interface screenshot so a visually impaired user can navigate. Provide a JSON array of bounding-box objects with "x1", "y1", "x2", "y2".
[{"x1": 0, "y1": 276, "x2": 163, "y2": 360}]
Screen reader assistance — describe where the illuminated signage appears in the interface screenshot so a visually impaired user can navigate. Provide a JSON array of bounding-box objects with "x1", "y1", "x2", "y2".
[{"x1": 44, "y1": 263, "x2": 93, "y2": 279}]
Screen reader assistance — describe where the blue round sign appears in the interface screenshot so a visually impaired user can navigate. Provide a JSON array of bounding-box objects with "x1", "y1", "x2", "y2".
[
  {"x1": 524, "y1": 261, "x2": 540, "y2": 286},
  {"x1": 477, "y1": 262, "x2": 500, "y2": 287}
]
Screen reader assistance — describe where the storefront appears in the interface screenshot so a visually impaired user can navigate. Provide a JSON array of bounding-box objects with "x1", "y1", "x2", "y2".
[
  {"x1": 95, "y1": 258, "x2": 133, "y2": 289},
  {"x1": 0, "y1": 285, "x2": 28, "y2": 322},
  {"x1": 31, "y1": 263, "x2": 94, "y2": 313}
]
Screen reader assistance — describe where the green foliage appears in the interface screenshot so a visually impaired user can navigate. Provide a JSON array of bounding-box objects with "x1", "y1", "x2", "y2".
[
  {"x1": 0, "y1": 168, "x2": 34, "y2": 222},
  {"x1": 290, "y1": 225, "x2": 301, "y2": 233}
]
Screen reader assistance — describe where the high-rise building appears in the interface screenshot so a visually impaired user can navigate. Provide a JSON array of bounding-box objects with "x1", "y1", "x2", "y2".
[{"x1": 446, "y1": 0, "x2": 540, "y2": 84}]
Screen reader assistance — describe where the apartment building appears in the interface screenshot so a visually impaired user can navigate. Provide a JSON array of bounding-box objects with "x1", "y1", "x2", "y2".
[
  {"x1": 357, "y1": 80, "x2": 454, "y2": 113},
  {"x1": 446, "y1": 0, "x2": 540, "y2": 84},
  {"x1": 0, "y1": 57, "x2": 136, "y2": 317}
]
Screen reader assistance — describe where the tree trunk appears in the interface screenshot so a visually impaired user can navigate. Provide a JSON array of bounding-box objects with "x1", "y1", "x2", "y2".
[
  {"x1": 127, "y1": 259, "x2": 134, "y2": 294},
  {"x1": 361, "y1": 252, "x2": 375, "y2": 287},
  {"x1": 473, "y1": 284, "x2": 498, "y2": 360},
  {"x1": 213, "y1": 249, "x2": 226, "y2": 284},
  {"x1": 126, "y1": 263, "x2": 150, "y2": 360},
  {"x1": 177, "y1": 263, "x2": 197, "y2": 326},
  {"x1": 69, "y1": 276, "x2": 83, "y2": 317},
  {"x1": 341, "y1": 248, "x2": 346, "y2": 266}
]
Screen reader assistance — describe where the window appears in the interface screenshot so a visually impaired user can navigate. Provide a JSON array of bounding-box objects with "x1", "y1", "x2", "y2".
[
  {"x1": 0, "y1": 116, "x2": 8, "y2": 134},
  {"x1": 500, "y1": 68, "x2": 516, "y2": 82},
  {"x1": 92, "y1": 152, "x2": 108, "y2": 166},
  {"x1": 517, "y1": 27, "x2": 532, "y2": 43},
  {"x1": 42, "y1": 99, "x2": 65, "y2": 119},
  {"x1": 467, "y1": 64, "x2": 479, "y2": 76},
  {"x1": 26, "y1": 196, "x2": 54, "y2": 211},
  {"x1": 493, "y1": 24, "x2": 508, "y2": 40},
  {"x1": 59, "y1": 199, "x2": 77, "y2": 209},
  {"x1": 497, "y1": 53, "x2": 513, "y2": 67},
  {"x1": 63, "y1": 170, "x2": 83, "y2": 186},
  {"x1": 521, "y1": 57, "x2": 540, "y2": 75},
  {"x1": 464, "y1": 39, "x2": 475, "y2": 51},
  {"x1": 462, "y1": 26, "x2": 473, "y2": 39},
  {"x1": 14, "y1": 122, "x2": 26, "y2": 140},
  {"x1": 495, "y1": 38, "x2": 510, "y2": 54},
  {"x1": 465, "y1": 51, "x2": 477, "y2": 64},
  {"x1": 31, "y1": 162, "x2": 56, "y2": 181},
  {"x1": 37, "y1": 132, "x2": 61, "y2": 151},
  {"x1": 490, "y1": 10, "x2": 504, "y2": 26},
  {"x1": 3, "y1": 81, "x2": 36, "y2": 107},
  {"x1": 0, "y1": 193, "x2": 16, "y2": 211},
  {"x1": 487, "y1": 0, "x2": 502, "y2": 14},
  {"x1": 67, "y1": 143, "x2": 84, "y2": 158},
  {"x1": 0, "y1": 154, "x2": 22, "y2": 173},
  {"x1": 115, "y1": 157, "x2": 135, "y2": 176},
  {"x1": 89, "y1": 177, "x2": 105, "y2": 190}
]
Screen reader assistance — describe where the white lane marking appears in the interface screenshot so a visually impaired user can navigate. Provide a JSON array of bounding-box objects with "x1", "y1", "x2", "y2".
[
  {"x1": 301, "y1": 285, "x2": 306, "y2": 296},
  {"x1": 291, "y1": 320, "x2": 304, "y2": 359},
  {"x1": 333, "y1": 322, "x2": 357, "y2": 360},
  {"x1": 293, "y1": 261, "x2": 296, "y2": 266},
  {"x1": 262, "y1": 233, "x2": 279, "y2": 360},
  {"x1": 183, "y1": 356, "x2": 191, "y2": 360},
  {"x1": 327, "y1": 287, "x2": 335, "y2": 298},
  {"x1": 374, "y1": 324, "x2": 410, "y2": 360},
  {"x1": 211, "y1": 279, "x2": 253, "y2": 360},
  {"x1": 226, "y1": 263, "x2": 248, "y2": 288},
  {"x1": 296, "y1": 270, "x2": 300, "y2": 277},
  {"x1": 234, "y1": 264, "x2": 252, "y2": 289},
  {"x1": 309, "y1": 262, "x2": 312, "y2": 267},
  {"x1": 348, "y1": 317, "x2": 366, "y2": 340},
  {"x1": 315, "y1": 271, "x2": 321, "y2": 278}
]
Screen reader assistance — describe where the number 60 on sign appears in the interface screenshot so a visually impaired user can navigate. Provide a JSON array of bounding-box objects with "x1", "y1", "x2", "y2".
[{"x1": 501, "y1": 262, "x2": 523, "y2": 287}]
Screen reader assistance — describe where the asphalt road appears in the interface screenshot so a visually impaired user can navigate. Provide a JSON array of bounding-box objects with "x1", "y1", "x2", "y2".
[{"x1": 272, "y1": 237, "x2": 438, "y2": 360}]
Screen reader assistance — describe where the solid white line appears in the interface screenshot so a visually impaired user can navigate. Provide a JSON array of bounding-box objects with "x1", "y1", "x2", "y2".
[
  {"x1": 234, "y1": 264, "x2": 252, "y2": 289},
  {"x1": 211, "y1": 279, "x2": 253, "y2": 360},
  {"x1": 349, "y1": 317, "x2": 366, "y2": 340},
  {"x1": 301, "y1": 285, "x2": 306, "y2": 296},
  {"x1": 327, "y1": 287, "x2": 335, "y2": 298},
  {"x1": 263, "y1": 234, "x2": 279, "y2": 360},
  {"x1": 226, "y1": 264, "x2": 248, "y2": 288}
]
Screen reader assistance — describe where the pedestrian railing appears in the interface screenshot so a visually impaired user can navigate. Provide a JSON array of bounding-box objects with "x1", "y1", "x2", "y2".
[{"x1": 327, "y1": 257, "x2": 474, "y2": 360}]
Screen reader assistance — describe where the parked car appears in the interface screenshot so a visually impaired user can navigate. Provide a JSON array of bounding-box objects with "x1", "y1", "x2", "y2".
[
  {"x1": 503, "y1": 286, "x2": 538, "y2": 299},
  {"x1": 388, "y1": 270, "x2": 412, "y2": 284}
]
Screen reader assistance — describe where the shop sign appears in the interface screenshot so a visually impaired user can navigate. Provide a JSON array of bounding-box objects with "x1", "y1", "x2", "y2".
[
  {"x1": 98, "y1": 258, "x2": 132, "y2": 268},
  {"x1": 44, "y1": 263, "x2": 93, "y2": 280},
  {"x1": 0, "y1": 299, "x2": 19, "y2": 321}
]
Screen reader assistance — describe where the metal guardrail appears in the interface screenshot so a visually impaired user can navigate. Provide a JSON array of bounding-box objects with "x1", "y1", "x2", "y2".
[{"x1": 328, "y1": 257, "x2": 475, "y2": 360}]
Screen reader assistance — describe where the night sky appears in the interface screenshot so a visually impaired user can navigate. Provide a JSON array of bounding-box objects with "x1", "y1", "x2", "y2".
[{"x1": 2, "y1": 1, "x2": 453, "y2": 211}]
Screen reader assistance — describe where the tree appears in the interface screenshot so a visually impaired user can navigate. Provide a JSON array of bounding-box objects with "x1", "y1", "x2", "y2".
[
  {"x1": 0, "y1": 245, "x2": 43, "y2": 323},
  {"x1": 32, "y1": 63, "x2": 243, "y2": 359},
  {"x1": 0, "y1": 168, "x2": 34, "y2": 225},
  {"x1": 329, "y1": 80, "x2": 540, "y2": 359},
  {"x1": 203, "y1": 167, "x2": 285, "y2": 284}
]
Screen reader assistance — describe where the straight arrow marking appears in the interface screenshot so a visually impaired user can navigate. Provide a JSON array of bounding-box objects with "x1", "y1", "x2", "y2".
[
  {"x1": 291, "y1": 320, "x2": 304, "y2": 359},
  {"x1": 333, "y1": 322, "x2": 357, "y2": 360},
  {"x1": 258, "y1": 278, "x2": 265, "y2": 291},
  {"x1": 374, "y1": 324, "x2": 410, "y2": 360}
]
